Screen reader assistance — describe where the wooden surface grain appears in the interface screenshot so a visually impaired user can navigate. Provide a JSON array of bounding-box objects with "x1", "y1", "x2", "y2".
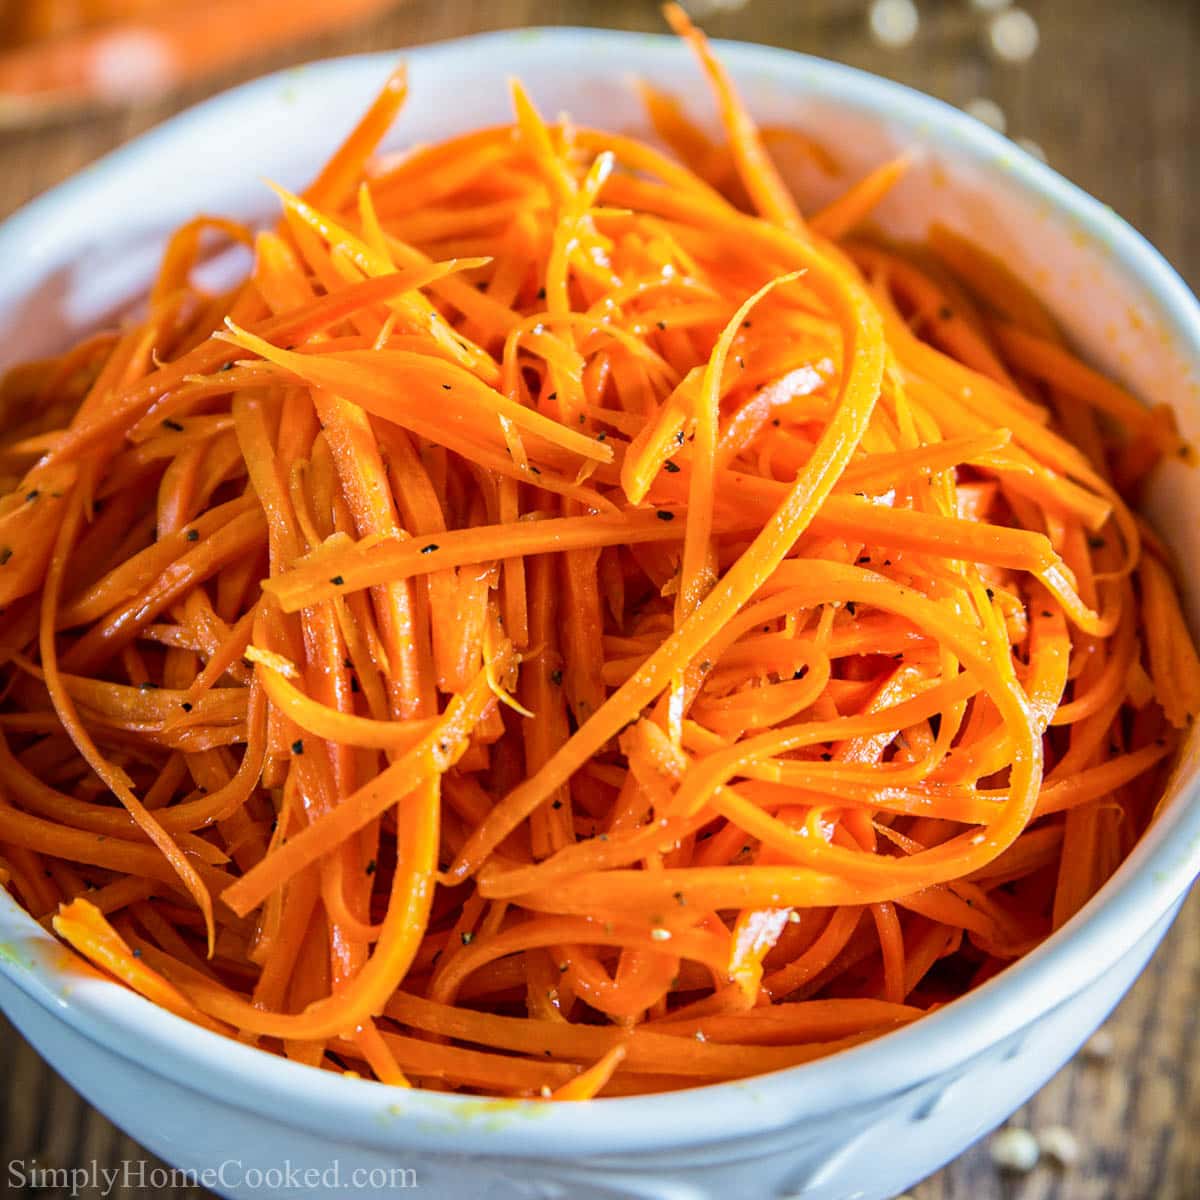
[{"x1": 1, "y1": 1, "x2": 1198, "y2": 1197}]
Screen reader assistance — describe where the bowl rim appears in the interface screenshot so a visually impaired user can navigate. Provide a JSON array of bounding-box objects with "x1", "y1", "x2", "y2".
[{"x1": 1, "y1": 25, "x2": 1199, "y2": 1158}]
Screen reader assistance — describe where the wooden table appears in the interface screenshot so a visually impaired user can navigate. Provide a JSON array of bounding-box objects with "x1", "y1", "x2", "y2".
[{"x1": 1, "y1": 1, "x2": 1197, "y2": 1196}]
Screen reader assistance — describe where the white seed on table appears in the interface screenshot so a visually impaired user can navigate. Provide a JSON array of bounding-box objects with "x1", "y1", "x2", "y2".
[
  {"x1": 1082, "y1": 1027, "x2": 1116, "y2": 1061},
  {"x1": 680, "y1": 0, "x2": 749, "y2": 14},
  {"x1": 1038, "y1": 1124, "x2": 1081, "y2": 1167},
  {"x1": 964, "y1": 97, "x2": 1007, "y2": 133},
  {"x1": 1016, "y1": 136, "x2": 1047, "y2": 162},
  {"x1": 969, "y1": 0, "x2": 1012, "y2": 12},
  {"x1": 989, "y1": 1126, "x2": 1041, "y2": 1172},
  {"x1": 868, "y1": 0, "x2": 920, "y2": 49},
  {"x1": 987, "y1": 8, "x2": 1040, "y2": 62}
]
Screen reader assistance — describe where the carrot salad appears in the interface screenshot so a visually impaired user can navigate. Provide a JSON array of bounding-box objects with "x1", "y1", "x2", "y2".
[{"x1": 0, "y1": 6, "x2": 1196, "y2": 1100}]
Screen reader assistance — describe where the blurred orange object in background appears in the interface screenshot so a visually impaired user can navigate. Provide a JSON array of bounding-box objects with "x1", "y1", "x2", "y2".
[{"x1": 0, "y1": 0, "x2": 398, "y2": 120}]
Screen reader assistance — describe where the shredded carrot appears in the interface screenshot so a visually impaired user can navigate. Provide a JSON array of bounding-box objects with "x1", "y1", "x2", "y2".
[
  {"x1": 1, "y1": 8, "x2": 1194, "y2": 1100},
  {"x1": 810, "y1": 156, "x2": 911, "y2": 241},
  {"x1": 662, "y1": 4, "x2": 804, "y2": 232}
]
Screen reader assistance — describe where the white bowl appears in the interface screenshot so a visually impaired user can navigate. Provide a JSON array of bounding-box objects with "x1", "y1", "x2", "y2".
[{"x1": 1, "y1": 29, "x2": 1199, "y2": 1200}]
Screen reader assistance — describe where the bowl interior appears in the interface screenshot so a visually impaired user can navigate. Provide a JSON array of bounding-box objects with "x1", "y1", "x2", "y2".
[{"x1": 0, "y1": 27, "x2": 1198, "y2": 1149}]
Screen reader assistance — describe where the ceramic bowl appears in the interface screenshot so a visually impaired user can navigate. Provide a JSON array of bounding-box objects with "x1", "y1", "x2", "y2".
[{"x1": 1, "y1": 28, "x2": 1198, "y2": 1200}]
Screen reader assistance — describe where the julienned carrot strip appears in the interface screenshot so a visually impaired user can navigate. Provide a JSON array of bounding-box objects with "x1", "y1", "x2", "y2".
[
  {"x1": 257, "y1": 663, "x2": 437, "y2": 750},
  {"x1": 52, "y1": 900, "x2": 226, "y2": 1033},
  {"x1": 265, "y1": 509, "x2": 707, "y2": 607},
  {"x1": 304, "y1": 65, "x2": 408, "y2": 213},
  {"x1": 550, "y1": 1044, "x2": 628, "y2": 1100},
  {"x1": 217, "y1": 337, "x2": 612, "y2": 467},
  {"x1": 0, "y1": 801, "x2": 232, "y2": 895},
  {"x1": 0, "y1": 9, "x2": 1192, "y2": 1100},
  {"x1": 849, "y1": 242, "x2": 1019, "y2": 390},
  {"x1": 272, "y1": 194, "x2": 494, "y2": 383},
  {"x1": 990, "y1": 320, "x2": 1187, "y2": 458},
  {"x1": 221, "y1": 651, "x2": 510, "y2": 917},
  {"x1": 39, "y1": 472, "x2": 218, "y2": 951},
  {"x1": 926, "y1": 222, "x2": 1062, "y2": 342},
  {"x1": 58, "y1": 495, "x2": 256, "y2": 628},
  {"x1": 663, "y1": 4, "x2": 804, "y2": 232},
  {"x1": 1139, "y1": 552, "x2": 1200, "y2": 727},
  {"x1": 37, "y1": 269, "x2": 449, "y2": 469},
  {"x1": 138, "y1": 777, "x2": 440, "y2": 1042},
  {"x1": 810, "y1": 157, "x2": 910, "y2": 241},
  {"x1": 635, "y1": 79, "x2": 727, "y2": 187},
  {"x1": 870, "y1": 902, "x2": 906, "y2": 1004},
  {"x1": 60, "y1": 507, "x2": 268, "y2": 675},
  {"x1": 680, "y1": 272, "x2": 805, "y2": 623}
]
